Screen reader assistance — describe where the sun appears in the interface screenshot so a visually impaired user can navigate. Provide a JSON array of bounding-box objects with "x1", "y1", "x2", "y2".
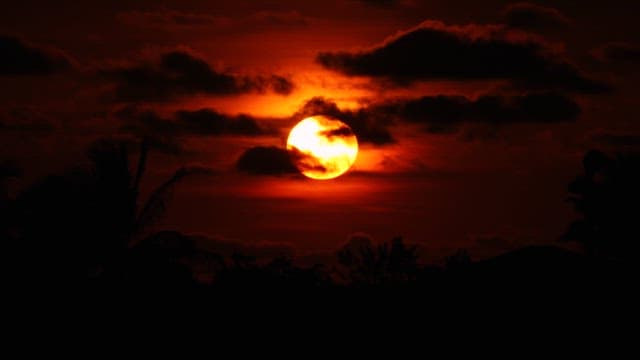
[{"x1": 286, "y1": 116, "x2": 358, "y2": 180}]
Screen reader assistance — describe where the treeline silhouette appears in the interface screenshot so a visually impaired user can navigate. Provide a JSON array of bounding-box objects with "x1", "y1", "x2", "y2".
[{"x1": 1, "y1": 141, "x2": 636, "y2": 296}]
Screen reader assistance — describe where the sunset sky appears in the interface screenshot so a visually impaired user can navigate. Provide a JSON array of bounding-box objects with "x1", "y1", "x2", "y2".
[{"x1": 2, "y1": 0, "x2": 639, "y2": 261}]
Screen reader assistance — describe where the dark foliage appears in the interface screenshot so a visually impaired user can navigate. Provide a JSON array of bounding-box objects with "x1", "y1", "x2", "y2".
[
  {"x1": 563, "y1": 150, "x2": 640, "y2": 262},
  {"x1": 6, "y1": 139, "x2": 212, "y2": 282},
  {"x1": 2, "y1": 147, "x2": 636, "y2": 299},
  {"x1": 336, "y1": 236, "x2": 419, "y2": 286}
]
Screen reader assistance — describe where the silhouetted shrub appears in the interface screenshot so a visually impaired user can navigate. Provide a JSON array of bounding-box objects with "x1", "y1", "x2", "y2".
[
  {"x1": 564, "y1": 150, "x2": 640, "y2": 262},
  {"x1": 336, "y1": 235, "x2": 419, "y2": 286}
]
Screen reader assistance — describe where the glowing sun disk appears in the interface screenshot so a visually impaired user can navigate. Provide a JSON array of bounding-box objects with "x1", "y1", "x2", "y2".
[{"x1": 286, "y1": 116, "x2": 358, "y2": 180}]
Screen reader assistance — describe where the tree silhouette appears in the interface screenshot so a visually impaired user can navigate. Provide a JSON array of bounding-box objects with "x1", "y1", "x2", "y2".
[
  {"x1": 563, "y1": 150, "x2": 640, "y2": 262},
  {"x1": 336, "y1": 235, "x2": 419, "y2": 286},
  {"x1": 89, "y1": 138, "x2": 215, "y2": 245},
  {"x1": 445, "y1": 249, "x2": 472, "y2": 271},
  {"x1": 14, "y1": 138, "x2": 213, "y2": 279}
]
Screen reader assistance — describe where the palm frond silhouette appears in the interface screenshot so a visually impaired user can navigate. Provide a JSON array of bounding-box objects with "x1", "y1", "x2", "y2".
[{"x1": 15, "y1": 138, "x2": 214, "y2": 278}]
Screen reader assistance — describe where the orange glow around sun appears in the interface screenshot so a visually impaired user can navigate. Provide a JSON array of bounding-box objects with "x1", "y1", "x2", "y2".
[{"x1": 286, "y1": 116, "x2": 358, "y2": 180}]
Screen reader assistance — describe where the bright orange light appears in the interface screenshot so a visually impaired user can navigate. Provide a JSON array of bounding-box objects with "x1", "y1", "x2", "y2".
[{"x1": 286, "y1": 116, "x2": 358, "y2": 180}]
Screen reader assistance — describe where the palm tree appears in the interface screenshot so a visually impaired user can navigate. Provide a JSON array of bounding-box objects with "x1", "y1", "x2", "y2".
[
  {"x1": 16, "y1": 138, "x2": 213, "y2": 278},
  {"x1": 89, "y1": 137, "x2": 214, "y2": 253}
]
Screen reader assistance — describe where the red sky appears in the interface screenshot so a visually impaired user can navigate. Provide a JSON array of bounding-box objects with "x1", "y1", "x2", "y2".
[{"x1": 2, "y1": 0, "x2": 639, "y2": 261}]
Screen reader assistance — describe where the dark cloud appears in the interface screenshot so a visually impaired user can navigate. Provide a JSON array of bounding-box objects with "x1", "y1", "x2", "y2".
[
  {"x1": 593, "y1": 133, "x2": 640, "y2": 147},
  {"x1": 117, "y1": 107, "x2": 269, "y2": 138},
  {"x1": 103, "y1": 51, "x2": 295, "y2": 102},
  {"x1": 120, "y1": 135, "x2": 187, "y2": 156},
  {"x1": 0, "y1": 35, "x2": 72, "y2": 76},
  {"x1": 378, "y1": 92, "x2": 580, "y2": 133},
  {"x1": 236, "y1": 146, "x2": 298, "y2": 176},
  {"x1": 0, "y1": 107, "x2": 56, "y2": 134},
  {"x1": 117, "y1": 9, "x2": 224, "y2": 27},
  {"x1": 503, "y1": 3, "x2": 570, "y2": 32},
  {"x1": 293, "y1": 93, "x2": 578, "y2": 141},
  {"x1": 174, "y1": 109, "x2": 265, "y2": 136},
  {"x1": 115, "y1": 107, "x2": 271, "y2": 156},
  {"x1": 593, "y1": 42, "x2": 640, "y2": 64},
  {"x1": 294, "y1": 97, "x2": 394, "y2": 145},
  {"x1": 248, "y1": 10, "x2": 309, "y2": 28},
  {"x1": 118, "y1": 9, "x2": 308, "y2": 30},
  {"x1": 265, "y1": 74, "x2": 296, "y2": 95},
  {"x1": 316, "y1": 21, "x2": 608, "y2": 93},
  {"x1": 287, "y1": 146, "x2": 327, "y2": 174},
  {"x1": 320, "y1": 125, "x2": 355, "y2": 139},
  {"x1": 356, "y1": 0, "x2": 399, "y2": 7}
]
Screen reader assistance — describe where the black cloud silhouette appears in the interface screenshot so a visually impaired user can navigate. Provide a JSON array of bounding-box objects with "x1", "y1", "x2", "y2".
[
  {"x1": 103, "y1": 51, "x2": 294, "y2": 102},
  {"x1": 357, "y1": 0, "x2": 398, "y2": 7},
  {"x1": 236, "y1": 146, "x2": 298, "y2": 175},
  {"x1": 320, "y1": 125, "x2": 355, "y2": 139},
  {"x1": 128, "y1": 136, "x2": 188, "y2": 156},
  {"x1": 0, "y1": 35, "x2": 72, "y2": 76},
  {"x1": 247, "y1": 10, "x2": 309, "y2": 28},
  {"x1": 593, "y1": 42, "x2": 640, "y2": 64},
  {"x1": 503, "y1": 3, "x2": 570, "y2": 32},
  {"x1": 174, "y1": 109, "x2": 265, "y2": 136},
  {"x1": 287, "y1": 146, "x2": 328, "y2": 174},
  {"x1": 0, "y1": 107, "x2": 56, "y2": 134},
  {"x1": 316, "y1": 21, "x2": 607, "y2": 93},
  {"x1": 593, "y1": 133, "x2": 640, "y2": 147},
  {"x1": 117, "y1": 9, "x2": 224, "y2": 27},
  {"x1": 378, "y1": 92, "x2": 580, "y2": 133},
  {"x1": 294, "y1": 97, "x2": 394, "y2": 145},
  {"x1": 118, "y1": 9, "x2": 308, "y2": 30},
  {"x1": 293, "y1": 93, "x2": 579, "y2": 140},
  {"x1": 117, "y1": 107, "x2": 269, "y2": 137}
]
